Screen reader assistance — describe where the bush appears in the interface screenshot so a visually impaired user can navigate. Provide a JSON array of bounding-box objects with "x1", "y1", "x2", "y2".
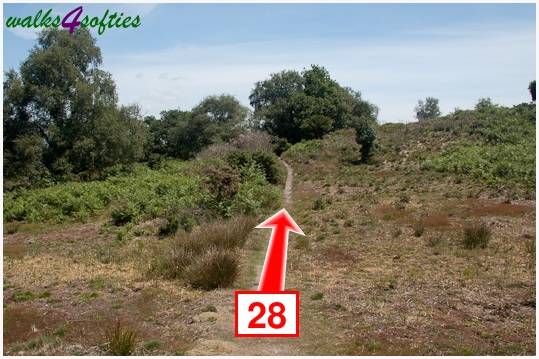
[
  {"x1": 462, "y1": 223, "x2": 492, "y2": 249},
  {"x1": 230, "y1": 131, "x2": 273, "y2": 152},
  {"x1": 111, "y1": 202, "x2": 138, "y2": 226},
  {"x1": 184, "y1": 249, "x2": 239, "y2": 290},
  {"x1": 158, "y1": 215, "x2": 179, "y2": 237},
  {"x1": 143, "y1": 339, "x2": 161, "y2": 351},
  {"x1": 202, "y1": 163, "x2": 241, "y2": 214},
  {"x1": 230, "y1": 165, "x2": 282, "y2": 215},
  {"x1": 106, "y1": 321, "x2": 137, "y2": 355},
  {"x1": 196, "y1": 143, "x2": 236, "y2": 160},
  {"x1": 226, "y1": 150, "x2": 283, "y2": 185},
  {"x1": 312, "y1": 197, "x2": 325, "y2": 210},
  {"x1": 272, "y1": 137, "x2": 290, "y2": 156}
]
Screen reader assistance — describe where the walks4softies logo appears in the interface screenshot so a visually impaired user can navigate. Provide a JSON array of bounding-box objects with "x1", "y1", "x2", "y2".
[{"x1": 5, "y1": 6, "x2": 141, "y2": 35}]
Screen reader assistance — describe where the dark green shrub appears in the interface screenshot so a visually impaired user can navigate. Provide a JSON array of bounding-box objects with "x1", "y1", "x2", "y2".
[
  {"x1": 143, "y1": 339, "x2": 161, "y2": 351},
  {"x1": 184, "y1": 249, "x2": 239, "y2": 290},
  {"x1": 147, "y1": 153, "x2": 164, "y2": 170},
  {"x1": 106, "y1": 321, "x2": 137, "y2": 355},
  {"x1": 202, "y1": 163, "x2": 241, "y2": 212},
  {"x1": 226, "y1": 150, "x2": 283, "y2": 184},
  {"x1": 463, "y1": 223, "x2": 492, "y2": 249},
  {"x1": 111, "y1": 202, "x2": 138, "y2": 226},
  {"x1": 272, "y1": 137, "x2": 290, "y2": 156},
  {"x1": 5, "y1": 222, "x2": 19, "y2": 234},
  {"x1": 158, "y1": 215, "x2": 179, "y2": 237},
  {"x1": 12, "y1": 290, "x2": 35, "y2": 302},
  {"x1": 312, "y1": 197, "x2": 325, "y2": 210},
  {"x1": 310, "y1": 292, "x2": 324, "y2": 300}
]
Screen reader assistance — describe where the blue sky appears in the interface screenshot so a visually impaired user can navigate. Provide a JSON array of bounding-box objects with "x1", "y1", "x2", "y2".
[{"x1": 3, "y1": 3, "x2": 536, "y2": 123}]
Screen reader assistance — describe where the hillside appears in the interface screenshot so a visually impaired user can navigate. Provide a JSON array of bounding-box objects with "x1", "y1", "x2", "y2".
[{"x1": 3, "y1": 104, "x2": 535, "y2": 355}]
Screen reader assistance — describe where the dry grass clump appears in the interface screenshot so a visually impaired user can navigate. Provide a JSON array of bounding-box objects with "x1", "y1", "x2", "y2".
[
  {"x1": 105, "y1": 321, "x2": 137, "y2": 355},
  {"x1": 183, "y1": 249, "x2": 239, "y2": 289},
  {"x1": 149, "y1": 215, "x2": 256, "y2": 289},
  {"x1": 412, "y1": 221, "x2": 425, "y2": 237},
  {"x1": 462, "y1": 222, "x2": 492, "y2": 249},
  {"x1": 190, "y1": 215, "x2": 255, "y2": 249}
]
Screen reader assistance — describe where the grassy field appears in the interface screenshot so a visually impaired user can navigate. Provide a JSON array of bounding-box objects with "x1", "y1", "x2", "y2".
[
  {"x1": 280, "y1": 127, "x2": 535, "y2": 354},
  {"x1": 3, "y1": 112, "x2": 536, "y2": 355}
]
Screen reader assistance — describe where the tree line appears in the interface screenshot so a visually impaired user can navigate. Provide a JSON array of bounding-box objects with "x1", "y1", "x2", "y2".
[
  {"x1": 4, "y1": 29, "x2": 379, "y2": 189},
  {"x1": 5, "y1": 29, "x2": 535, "y2": 190}
]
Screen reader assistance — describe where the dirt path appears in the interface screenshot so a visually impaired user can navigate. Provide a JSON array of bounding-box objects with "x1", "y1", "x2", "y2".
[
  {"x1": 186, "y1": 159, "x2": 300, "y2": 355},
  {"x1": 282, "y1": 159, "x2": 294, "y2": 206}
]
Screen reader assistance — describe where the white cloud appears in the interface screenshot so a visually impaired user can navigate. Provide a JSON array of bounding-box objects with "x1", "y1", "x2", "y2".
[
  {"x1": 7, "y1": 26, "x2": 40, "y2": 40},
  {"x1": 103, "y1": 23, "x2": 535, "y2": 123}
]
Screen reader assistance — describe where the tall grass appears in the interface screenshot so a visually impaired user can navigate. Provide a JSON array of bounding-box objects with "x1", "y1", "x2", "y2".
[
  {"x1": 462, "y1": 223, "x2": 492, "y2": 249},
  {"x1": 106, "y1": 321, "x2": 137, "y2": 355},
  {"x1": 148, "y1": 216, "x2": 256, "y2": 289}
]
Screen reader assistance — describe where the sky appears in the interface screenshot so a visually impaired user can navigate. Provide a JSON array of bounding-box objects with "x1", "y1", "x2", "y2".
[{"x1": 3, "y1": 3, "x2": 536, "y2": 123}]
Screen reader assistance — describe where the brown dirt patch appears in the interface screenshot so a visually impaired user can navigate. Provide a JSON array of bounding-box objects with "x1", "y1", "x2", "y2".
[
  {"x1": 421, "y1": 213, "x2": 451, "y2": 228},
  {"x1": 466, "y1": 200, "x2": 534, "y2": 217},
  {"x1": 4, "y1": 305, "x2": 67, "y2": 346},
  {"x1": 373, "y1": 205, "x2": 410, "y2": 223},
  {"x1": 4, "y1": 243, "x2": 28, "y2": 259},
  {"x1": 319, "y1": 246, "x2": 357, "y2": 263}
]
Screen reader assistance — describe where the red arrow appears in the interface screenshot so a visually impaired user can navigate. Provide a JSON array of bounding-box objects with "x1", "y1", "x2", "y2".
[{"x1": 256, "y1": 209, "x2": 304, "y2": 292}]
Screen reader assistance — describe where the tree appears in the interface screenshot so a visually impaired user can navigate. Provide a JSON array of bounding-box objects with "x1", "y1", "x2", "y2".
[
  {"x1": 529, "y1": 80, "x2": 536, "y2": 102},
  {"x1": 249, "y1": 70, "x2": 305, "y2": 141},
  {"x1": 249, "y1": 65, "x2": 378, "y2": 144},
  {"x1": 192, "y1": 94, "x2": 249, "y2": 141},
  {"x1": 3, "y1": 28, "x2": 147, "y2": 187},
  {"x1": 415, "y1": 97, "x2": 441, "y2": 122},
  {"x1": 146, "y1": 95, "x2": 249, "y2": 160},
  {"x1": 354, "y1": 125, "x2": 376, "y2": 163},
  {"x1": 475, "y1": 98, "x2": 496, "y2": 112}
]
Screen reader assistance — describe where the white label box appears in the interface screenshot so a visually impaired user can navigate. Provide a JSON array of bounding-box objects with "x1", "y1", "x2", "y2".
[{"x1": 235, "y1": 290, "x2": 300, "y2": 337}]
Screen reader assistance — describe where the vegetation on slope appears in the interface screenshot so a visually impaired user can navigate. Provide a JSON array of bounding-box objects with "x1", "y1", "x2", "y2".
[
  {"x1": 422, "y1": 101, "x2": 535, "y2": 191},
  {"x1": 4, "y1": 157, "x2": 281, "y2": 223}
]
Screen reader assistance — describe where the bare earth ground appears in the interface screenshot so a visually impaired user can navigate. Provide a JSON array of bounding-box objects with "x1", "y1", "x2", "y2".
[{"x1": 3, "y1": 139, "x2": 536, "y2": 355}]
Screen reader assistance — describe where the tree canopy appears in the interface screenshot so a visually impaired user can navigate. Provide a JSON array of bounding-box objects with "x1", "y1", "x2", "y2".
[
  {"x1": 4, "y1": 31, "x2": 379, "y2": 189},
  {"x1": 4, "y1": 28, "x2": 147, "y2": 188},
  {"x1": 145, "y1": 95, "x2": 249, "y2": 160},
  {"x1": 415, "y1": 97, "x2": 441, "y2": 122},
  {"x1": 529, "y1": 80, "x2": 536, "y2": 102},
  {"x1": 249, "y1": 65, "x2": 378, "y2": 159}
]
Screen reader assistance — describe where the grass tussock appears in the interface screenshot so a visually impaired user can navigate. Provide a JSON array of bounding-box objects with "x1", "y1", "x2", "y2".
[
  {"x1": 106, "y1": 321, "x2": 137, "y2": 355},
  {"x1": 462, "y1": 223, "x2": 492, "y2": 249},
  {"x1": 412, "y1": 222, "x2": 425, "y2": 237},
  {"x1": 183, "y1": 249, "x2": 239, "y2": 290},
  {"x1": 149, "y1": 215, "x2": 256, "y2": 289}
]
